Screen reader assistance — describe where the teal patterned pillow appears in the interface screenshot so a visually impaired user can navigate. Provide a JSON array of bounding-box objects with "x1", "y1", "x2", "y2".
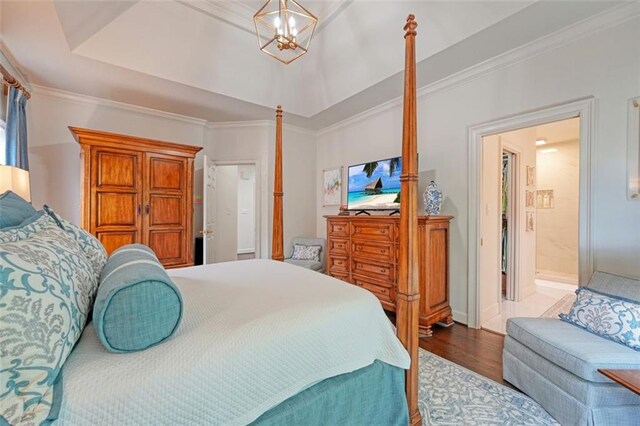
[
  {"x1": 0, "y1": 214, "x2": 98, "y2": 425},
  {"x1": 0, "y1": 210, "x2": 50, "y2": 243},
  {"x1": 44, "y1": 206, "x2": 107, "y2": 282},
  {"x1": 560, "y1": 288, "x2": 640, "y2": 351},
  {"x1": 0, "y1": 190, "x2": 36, "y2": 229}
]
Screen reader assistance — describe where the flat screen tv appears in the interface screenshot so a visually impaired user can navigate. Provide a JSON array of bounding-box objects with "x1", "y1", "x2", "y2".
[{"x1": 347, "y1": 156, "x2": 402, "y2": 211}]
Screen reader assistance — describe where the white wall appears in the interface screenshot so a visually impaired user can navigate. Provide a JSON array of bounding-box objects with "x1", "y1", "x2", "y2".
[
  {"x1": 316, "y1": 18, "x2": 640, "y2": 323},
  {"x1": 206, "y1": 123, "x2": 317, "y2": 258},
  {"x1": 26, "y1": 89, "x2": 318, "y2": 262},
  {"x1": 237, "y1": 164, "x2": 256, "y2": 254},
  {"x1": 27, "y1": 87, "x2": 206, "y2": 225},
  {"x1": 536, "y1": 140, "x2": 580, "y2": 280}
]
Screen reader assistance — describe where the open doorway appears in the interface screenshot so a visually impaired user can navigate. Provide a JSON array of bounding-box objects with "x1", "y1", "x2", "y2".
[
  {"x1": 479, "y1": 117, "x2": 581, "y2": 334},
  {"x1": 202, "y1": 157, "x2": 260, "y2": 264}
]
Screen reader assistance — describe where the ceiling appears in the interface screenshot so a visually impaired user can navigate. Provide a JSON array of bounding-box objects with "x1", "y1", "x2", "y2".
[
  {"x1": 0, "y1": 1, "x2": 627, "y2": 129},
  {"x1": 535, "y1": 117, "x2": 580, "y2": 145}
]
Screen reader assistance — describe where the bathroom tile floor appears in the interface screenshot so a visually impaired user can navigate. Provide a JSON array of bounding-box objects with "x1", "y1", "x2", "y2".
[{"x1": 482, "y1": 279, "x2": 577, "y2": 335}]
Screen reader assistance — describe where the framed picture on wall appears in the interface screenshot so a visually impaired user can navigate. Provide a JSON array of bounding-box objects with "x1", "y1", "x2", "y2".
[
  {"x1": 323, "y1": 167, "x2": 342, "y2": 206},
  {"x1": 526, "y1": 166, "x2": 536, "y2": 186},
  {"x1": 536, "y1": 189, "x2": 555, "y2": 209},
  {"x1": 526, "y1": 211, "x2": 535, "y2": 232},
  {"x1": 525, "y1": 190, "x2": 535, "y2": 207}
]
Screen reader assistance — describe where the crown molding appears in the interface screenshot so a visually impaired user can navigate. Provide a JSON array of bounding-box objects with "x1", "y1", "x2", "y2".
[
  {"x1": 315, "y1": 2, "x2": 640, "y2": 137},
  {"x1": 208, "y1": 119, "x2": 316, "y2": 136},
  {"x1": 31, "y1": 84, "x2": 316, "y2": 136},
  {"x1": 0, "y1": 47, "x2": 32, "y2": 92},
  {"x1": 207, "y1": 120, "x2": 272, "y2": 129},
  {"x1": 31, "y1": 84, "x2": 210, "y2": 127}
]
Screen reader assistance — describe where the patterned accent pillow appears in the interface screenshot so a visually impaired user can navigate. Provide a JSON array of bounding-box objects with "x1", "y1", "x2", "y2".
[
  {"x1": 560, "y1": 288, "x2": 640, "y2": 351},
  {"x1": 0, "y1": 210, "x2": 51, "y2": 243},
  {"x1": 44, "y1": 206, "x2": 108, "y2": 283},
  {"x1": 291, "y1": 244, "x2": 322, "y2": 262},
  {"x1": 0, "y1": 215, "x2": 98, "y2": 424},
  {"x1": 0, "y1": 190, "x2": 37, "y2": 229}
]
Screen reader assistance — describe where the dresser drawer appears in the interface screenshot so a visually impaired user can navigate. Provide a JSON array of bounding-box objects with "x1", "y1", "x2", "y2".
[
  {"x1": 351, "y1": 222, "x2": 394, "y2": 242},
  {"x1": 352, "y1": 274, "x2": 394, "y2": 304},
  {"x1": 328, "y1": 238, "x2": 350, "y2": 255},
  {"x1": 351, "y1": 258, "x2": 394, "y2": 282},
  {"x1": 351, "y1": 241, "x2": 394, "y2": 262},
  {"x1": 328, "y1": 255, "x2": 350, "y2": 273},
  {"x1": 328, "y1": 220, "x2": 350, "y2": 238},
  {"x1": 328, "y1": 270, "x2": 350, "y2": 283}
]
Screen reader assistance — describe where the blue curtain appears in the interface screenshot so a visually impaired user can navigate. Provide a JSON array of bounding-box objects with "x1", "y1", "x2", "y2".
[{"x1": 5, "y1": 86, "x2": 29, "y2": 170}]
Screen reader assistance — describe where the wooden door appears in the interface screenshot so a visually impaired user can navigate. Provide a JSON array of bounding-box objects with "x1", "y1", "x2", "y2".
[
  {"x1": 90, "y1": 147, "x2": 143, "y2": 254},
  {"x1": 143, "y1": 152, "x2": 190, "y2": 267}
]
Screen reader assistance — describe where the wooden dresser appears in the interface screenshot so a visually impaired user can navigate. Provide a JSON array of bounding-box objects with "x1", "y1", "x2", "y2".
[
  {"x1": 70, "y1": 127, "x2": 202, "y2": 269},
  {"x1": 325, "y1": 215, "x2": 453, "y2": 336}
]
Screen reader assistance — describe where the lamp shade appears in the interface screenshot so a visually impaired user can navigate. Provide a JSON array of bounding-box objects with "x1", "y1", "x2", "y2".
[{"x1": 0, "y1": 165, "x2": 31, "y2": 202}]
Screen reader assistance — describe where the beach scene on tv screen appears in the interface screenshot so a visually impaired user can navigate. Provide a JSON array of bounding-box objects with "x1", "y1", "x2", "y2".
[{"x1": 348, "y1": 157, "x2": 402, "y2": 210}]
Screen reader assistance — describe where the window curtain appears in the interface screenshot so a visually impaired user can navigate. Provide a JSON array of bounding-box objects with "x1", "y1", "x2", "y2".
[{"x1": 5, "y1": 85, "x2": 29, "y2": 170}]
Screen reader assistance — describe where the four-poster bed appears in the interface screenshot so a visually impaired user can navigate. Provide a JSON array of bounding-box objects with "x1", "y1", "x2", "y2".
[
  {"x1": 10, "y1": 13, "x2": 424, "y2": 426},
  {"x1": 271, "y1": 14, "x2": 423, "y2": 425}
]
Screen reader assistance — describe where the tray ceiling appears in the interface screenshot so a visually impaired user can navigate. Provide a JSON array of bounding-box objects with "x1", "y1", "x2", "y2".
[{"x1": 0, "y1": 1, "x2": 628, "y2": 128}]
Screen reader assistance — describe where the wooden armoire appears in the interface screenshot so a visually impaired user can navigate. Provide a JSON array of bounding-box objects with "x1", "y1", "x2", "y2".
[
  {"x1": 325, "y1": 215, "x2": 453, "y2": 336},
  {"x1": 70, "y1": 127, "x2": 202, "y2": 268}
]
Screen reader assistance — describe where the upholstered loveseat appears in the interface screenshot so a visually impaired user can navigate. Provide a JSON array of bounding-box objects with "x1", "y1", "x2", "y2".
[{"x1": 503, "y1": 271, "x2": 640, "y2": 425}]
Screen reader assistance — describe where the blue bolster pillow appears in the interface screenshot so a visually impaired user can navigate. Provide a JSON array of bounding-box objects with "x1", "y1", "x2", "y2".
[{"x1": 93, "y1": 244, "x2": 183, "y2": 353}]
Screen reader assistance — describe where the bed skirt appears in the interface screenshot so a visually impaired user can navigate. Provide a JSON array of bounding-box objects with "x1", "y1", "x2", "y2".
[{"x1": 252, "y1": 360, "x2": 408, "y2": 425}]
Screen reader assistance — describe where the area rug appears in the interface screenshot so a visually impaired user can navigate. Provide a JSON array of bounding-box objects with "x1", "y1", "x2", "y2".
[
  {"x1": 418, "y1": 349, "x2": 559, "y2": 425},
  {"x1": 539, "y1": 294, "x2": 575, "y2": 319}
]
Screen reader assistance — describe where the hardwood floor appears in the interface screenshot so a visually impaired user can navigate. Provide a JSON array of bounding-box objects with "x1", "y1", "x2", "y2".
[{"x1": 420, "y1": 323, "x2": 512, "y2": 386}]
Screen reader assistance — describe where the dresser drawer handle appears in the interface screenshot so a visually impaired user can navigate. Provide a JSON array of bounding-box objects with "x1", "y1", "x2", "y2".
[{"x1": 380, "y1": 249, "x2": 386, "y2": 253}]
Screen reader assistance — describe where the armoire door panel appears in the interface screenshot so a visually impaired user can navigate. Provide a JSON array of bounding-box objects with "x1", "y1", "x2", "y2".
[
  {"x1": 149, "y1": 230, "x2": 183, "y2": 264},
  {"x1": 96, "y1": 151, "x2": 139, "y2": 189},
  {"x1": 144, "y1": 153, "x2": 190, "y2": 266},
  {"x1": 149, "y1": 158, "x2": 184, "y2": 191},
  {"x1": 96, "y1": 193, "x2": 138, "y2": 226},
  {"x1": 149, "y1": 195, "x2": 183, "y2": 226},
  {"x1": 98, "y1": 231, "x2": 138, "y2": 255}
]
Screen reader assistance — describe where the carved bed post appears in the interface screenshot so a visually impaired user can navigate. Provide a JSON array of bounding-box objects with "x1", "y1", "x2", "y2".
[
  {"x1": 397, "y1": 14, "x2": 422, "y2": 426},
  {"x1": 272, "y1": 105, "x2": 285, "y2": 261}
]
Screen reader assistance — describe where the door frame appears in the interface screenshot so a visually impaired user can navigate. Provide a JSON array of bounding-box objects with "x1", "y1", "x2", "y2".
[
  {"x1": 467, "y1": 97, "x2": 595, "y2": 328},
  {"x1": 204, "y1": 159, "x2": 262, "y2": 261}
]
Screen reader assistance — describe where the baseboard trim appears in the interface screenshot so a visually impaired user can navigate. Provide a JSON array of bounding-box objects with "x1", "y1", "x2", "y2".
[
  {"x1": 452, "y1": 310, "x2": 468, "y2": 325},
  {"x1": 482, "y1": 303, "x2": 500, "y2": 324}
]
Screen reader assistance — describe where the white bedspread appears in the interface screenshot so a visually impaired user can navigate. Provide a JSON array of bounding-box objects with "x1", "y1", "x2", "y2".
[{"x1": 56, "y1": 259, "x2": 410, "y2": 425}]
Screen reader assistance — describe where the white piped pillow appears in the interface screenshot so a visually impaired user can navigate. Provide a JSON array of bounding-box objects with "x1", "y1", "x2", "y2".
[{"x1": 291, "y1": 244, "x2": 322, "y2": 262}]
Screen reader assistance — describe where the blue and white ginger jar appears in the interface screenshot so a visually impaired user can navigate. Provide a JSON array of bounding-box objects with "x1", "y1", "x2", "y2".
[{"x1": 424, "y1": 181, "x2": 443, "y2": 215}]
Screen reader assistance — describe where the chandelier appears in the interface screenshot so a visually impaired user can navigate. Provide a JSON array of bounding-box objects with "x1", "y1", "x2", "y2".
[{"x1": 253, "y1": 0, "x2": 318, "y2": 64}]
